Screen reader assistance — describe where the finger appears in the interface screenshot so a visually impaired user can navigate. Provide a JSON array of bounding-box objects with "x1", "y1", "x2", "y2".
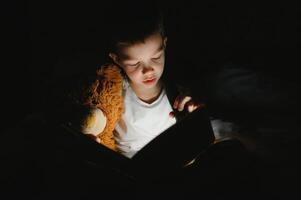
[
  {"x1": 169, "y1": 110, "x2": 180, "y2": 118},
  {"x1": 95, "y1": 137, "x2": 101, "y2": 143},
  {"x1": 173, "y1": 95, "x2": 188, "y2": 109},
  {"x1": 173, "y1": 95, "x2": 182, "y2": 109},
  {"x1": 86, "y1": 134, "x2": 101, "y2": 143},
  {"x1": 197, "y1": 103, "x2": 206, "y2": 109},
  {"x1": 188, "y1": 104, "x2": 197, "y2": 113},
  {"x1": 178, "y1": 96, "x2": 192, "y2": 111},
  {"x1": 183, "y1": 100, "x2": 193, "y2": 112},
  {"x1": 186, "y1": 101, "x2": 207, "y2": 112},
  {"x1": 169, "y1": 111, "x2": 175, "y2": 118}
]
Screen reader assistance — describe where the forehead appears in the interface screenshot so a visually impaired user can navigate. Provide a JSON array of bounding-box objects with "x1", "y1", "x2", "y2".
[{"x1": 118, "y1": 33, "x2": 164, "y2": 61}]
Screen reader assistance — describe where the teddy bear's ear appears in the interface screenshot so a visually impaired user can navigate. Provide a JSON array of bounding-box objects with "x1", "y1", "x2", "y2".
[
  {"x1": 81, "y1": 108, "x2": 107, "y2": 136},
  {"x1": 96, "y1": 63, "x2": 123, "y2": 82}
]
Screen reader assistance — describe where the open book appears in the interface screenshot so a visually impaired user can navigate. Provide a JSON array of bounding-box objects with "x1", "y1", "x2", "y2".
[{"x1": 60, "y1": 108, "x2": 215, "y2": 181}]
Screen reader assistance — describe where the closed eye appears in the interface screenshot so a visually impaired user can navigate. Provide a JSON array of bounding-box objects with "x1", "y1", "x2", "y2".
[
  {"x1": 152, "y1": 55, "x2": 162, "y2": 60},
  {"x1": 127, "y1": 62, "x2": 139, "y2": 67}
]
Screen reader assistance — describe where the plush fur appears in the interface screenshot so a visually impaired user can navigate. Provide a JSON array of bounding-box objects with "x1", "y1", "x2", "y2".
[{"x1": 82, "y1": 63, "x2": 124, "y2": 151}]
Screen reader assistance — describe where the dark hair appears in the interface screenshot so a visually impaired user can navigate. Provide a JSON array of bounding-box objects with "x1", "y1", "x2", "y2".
[{"x1": 105, "y1": 2, "x2": 165, "y2": 54}]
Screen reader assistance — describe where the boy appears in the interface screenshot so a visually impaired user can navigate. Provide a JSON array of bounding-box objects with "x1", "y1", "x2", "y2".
[
  {"x1": 81, "y1": 3, "x2": 237, "y2": 159},
  {"x1": 100, "y1": 4, "x2": 201, "y2": 158}
]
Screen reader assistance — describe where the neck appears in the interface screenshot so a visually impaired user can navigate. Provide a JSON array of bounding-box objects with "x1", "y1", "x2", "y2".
[{"x1": 130, "y1": 81, "x2": 163, "y2": 104}]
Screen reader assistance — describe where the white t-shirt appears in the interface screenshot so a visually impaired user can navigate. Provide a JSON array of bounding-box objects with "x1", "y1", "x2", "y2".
[
  {"x1": 114, "y1": 81, "x2": 237, "y2": 158},
  {"x1": 114, "y1": 81, "x2": 176, "y2": 158}
]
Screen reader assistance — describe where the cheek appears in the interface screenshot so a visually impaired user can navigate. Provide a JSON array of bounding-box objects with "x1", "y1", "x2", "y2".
[
  {"x1": 157, "y1": 57, "x2": 165, "y2": 71},
  {"x1": 126, "y1": 69, "x2": 143, "y2": 82},
  {"x1": 155, "y1": 63, "x2": 165, "y2": 73}
]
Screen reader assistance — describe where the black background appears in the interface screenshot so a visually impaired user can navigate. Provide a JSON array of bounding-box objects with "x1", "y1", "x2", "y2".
[
  {"x1": 0, "y1": 1, "x2": 300, "y2": 119},
  {"x1": 1, "y1": 1, "x2": 300, "y2": 128},
  {"x1": 1, "y1": 1, "x2": 301, "y2": 198}
]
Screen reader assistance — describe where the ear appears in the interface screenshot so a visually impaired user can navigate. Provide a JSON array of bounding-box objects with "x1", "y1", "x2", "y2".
[
  {"x1": 109, "y1": 53, "x2": 120, "y2": 65},
  {"x1": 163, "y1": 37, "x2": 168, "y2": 48}
]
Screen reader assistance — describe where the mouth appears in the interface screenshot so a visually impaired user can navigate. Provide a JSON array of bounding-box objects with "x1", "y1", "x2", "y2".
[{"x1": 142, "y1": 77, "x2": 157, "y2": 84}]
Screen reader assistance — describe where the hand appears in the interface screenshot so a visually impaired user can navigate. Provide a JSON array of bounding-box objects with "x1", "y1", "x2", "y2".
[
  {"x1": 86, "y1": 134, "x2": 102, "y2": 144},
  {"x1": 170, "y1": 95, "x2": 205, "y2": 118}
]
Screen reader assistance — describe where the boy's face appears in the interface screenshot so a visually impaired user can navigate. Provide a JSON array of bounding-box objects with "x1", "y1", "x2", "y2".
[{"x1": 110, "y1": 32, "x2": 167, "y2": 90}]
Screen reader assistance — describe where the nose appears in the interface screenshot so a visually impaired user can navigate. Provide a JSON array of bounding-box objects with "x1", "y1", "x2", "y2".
[{"x1": 141, "y1": 64, "x2": 154, "y2": 74}]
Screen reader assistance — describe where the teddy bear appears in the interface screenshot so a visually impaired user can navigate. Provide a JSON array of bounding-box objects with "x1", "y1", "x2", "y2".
[{"x1": 77, "y1": 63, "x2": 124, "y2": 151}]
